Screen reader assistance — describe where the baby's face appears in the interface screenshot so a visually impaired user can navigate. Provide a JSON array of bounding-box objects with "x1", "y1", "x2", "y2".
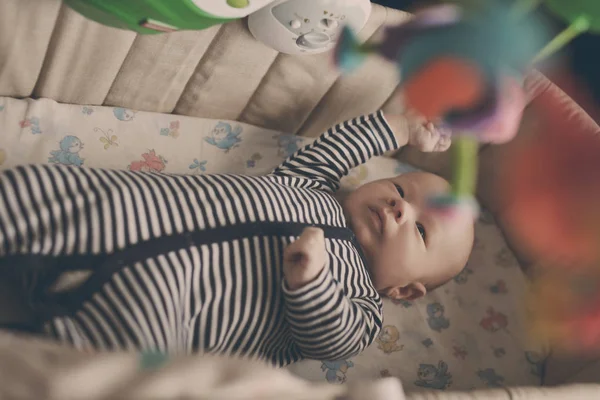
[{"x1": 343, "y1": 172, "x2": 473, "y2": 299}]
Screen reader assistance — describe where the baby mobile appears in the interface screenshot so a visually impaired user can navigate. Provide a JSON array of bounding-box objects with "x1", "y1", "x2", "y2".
[{"x1": 335, "y1": 0, "x2": 600, "y2": 351}]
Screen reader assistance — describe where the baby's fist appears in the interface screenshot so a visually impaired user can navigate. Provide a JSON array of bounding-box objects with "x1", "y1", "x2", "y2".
[
  {"x1": 283, "y1": 227, "x2": 327, "y2": 290},
  {"x1": 407, "y1": 113, "x2": 452, "y2": 153}
]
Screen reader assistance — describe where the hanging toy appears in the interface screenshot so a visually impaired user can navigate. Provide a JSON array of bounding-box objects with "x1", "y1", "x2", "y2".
[
  {"x1": 532, "y1": 0, "x2": 600, "y2": 64},
  {"x1": 334, "y1": 1, "x2": 547, "y2": 219}
]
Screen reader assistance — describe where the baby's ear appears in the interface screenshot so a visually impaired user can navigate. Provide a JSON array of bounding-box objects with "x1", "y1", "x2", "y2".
[{"x1": 386, "y1": 283, "x2": 426, "y2": 301}]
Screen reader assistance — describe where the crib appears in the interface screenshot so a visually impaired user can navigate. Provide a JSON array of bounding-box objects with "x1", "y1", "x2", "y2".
[{"x1": 1, "y1": 1, "x2": 600, "y2": 398}]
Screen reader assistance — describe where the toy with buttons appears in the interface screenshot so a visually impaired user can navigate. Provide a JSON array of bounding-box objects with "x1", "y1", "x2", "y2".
[
  {"x1": 248, "y1": 0, "x2": 371, "y2": 55},
  {"x1": 64, "y1": 0, "x2": 277, "y2": 34}
]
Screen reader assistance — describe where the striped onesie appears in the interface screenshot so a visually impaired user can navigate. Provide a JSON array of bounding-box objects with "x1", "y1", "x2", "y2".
[{"x1": 0, "y1": 111, "x2": 398, "y2": 366}]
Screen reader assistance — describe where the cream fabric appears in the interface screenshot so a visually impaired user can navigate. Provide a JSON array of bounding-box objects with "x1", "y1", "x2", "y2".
[{"x1": 0, "y1": 330, "x2": 598, "y2": 400}]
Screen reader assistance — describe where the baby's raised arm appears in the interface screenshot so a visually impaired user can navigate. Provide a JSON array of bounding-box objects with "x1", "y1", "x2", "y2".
[
  {"x1": 270, "y1": 111, "x2": 398, "y2": 193},
  {"x1": 270, "y1": 111, "x2": 450, "y2": 193}
]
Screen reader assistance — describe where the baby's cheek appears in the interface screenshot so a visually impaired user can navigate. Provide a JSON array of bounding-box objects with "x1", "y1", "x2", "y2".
[
  {"x1": 380, "y1": 240, "x2": 419, "y2": 280},
  {"x1": 355, "y1": 226, "x2": 377, "y2": 259},
  {"x1": 370, "y1": 245, "x2": 397, "y2": 279}
]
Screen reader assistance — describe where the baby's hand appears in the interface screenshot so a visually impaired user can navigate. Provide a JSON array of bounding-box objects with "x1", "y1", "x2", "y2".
[
  {"x1": 283, "y1": 227, "x2": 327, "y2": 291},
  {"x1": 406, "y1": 112, "x2": 452, "y2": 152}
]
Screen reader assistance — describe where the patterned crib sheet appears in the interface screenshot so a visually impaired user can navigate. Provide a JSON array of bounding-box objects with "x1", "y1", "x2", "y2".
[{"x1": 0, "y1": 97, "x2": 547, "y2": 392}]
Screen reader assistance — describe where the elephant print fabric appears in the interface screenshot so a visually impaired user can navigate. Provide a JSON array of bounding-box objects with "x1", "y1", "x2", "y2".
[
  {"x1": 205, "y1": 121, "x2": 242, "y2": 153},
  {"x1": 414, "y1": 361, "x2": 452, "y2": 390},
  {"x1": 48, "y1": 135, "x2": 85, "y2": 167}
]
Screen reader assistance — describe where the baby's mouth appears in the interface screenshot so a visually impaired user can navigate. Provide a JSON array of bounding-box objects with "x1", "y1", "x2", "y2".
[{"x1": 368, "y1": 207, "x2": 384, "y2": 235}]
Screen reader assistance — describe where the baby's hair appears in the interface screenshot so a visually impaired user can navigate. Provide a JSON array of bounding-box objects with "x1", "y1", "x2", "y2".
[
  {"x1": 425, "y1": 222, "x2": 476, "y2": 294},
  {"x1": 425, "y1": 263, "x2": 468, "y2": 294},
  {"x1": 425, "y1": 279, "x2": 450, "y2": 293}
]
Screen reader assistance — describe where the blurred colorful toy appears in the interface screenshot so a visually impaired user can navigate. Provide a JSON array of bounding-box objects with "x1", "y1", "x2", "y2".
[
  {"x1": 502, "y1": 91, "x2": 600, "y2": 267},
  {"x1": 500, "y1": 80, "x2": 600, "y2": 350},
  {"x1": 248, "y1": 0, "x2": 372, "y2": 55},
  {"x1": 335, "y1": 3, "x2": 541, "y2": 131},
  {"x1": 503, "y1": 0, "x2": 600, "y2": 351},
  {"x1": 64, "y1": 0, "x2": 276, "y2": 34},
  {"x1": 334, "y1": 1, "x2": 546, "y2": 218}
]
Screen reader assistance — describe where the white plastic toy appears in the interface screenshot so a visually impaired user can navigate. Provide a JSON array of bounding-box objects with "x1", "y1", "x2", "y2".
[{"x1": 248, "y1": 0, "x2": 371, "y2": 55}]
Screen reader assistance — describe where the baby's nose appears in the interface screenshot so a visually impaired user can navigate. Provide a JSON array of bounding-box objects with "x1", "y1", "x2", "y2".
[
  {"x1": 388, "y1": 199, "x2": 404, "y2": 220},
  {"x1": 388, "y1": 199, "x2": 413, "y2": 223}
]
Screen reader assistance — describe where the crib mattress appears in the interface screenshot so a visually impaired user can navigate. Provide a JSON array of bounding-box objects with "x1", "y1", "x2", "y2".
[{"x1": 0, "y1": 96, "x2": 547, "y2": 392}]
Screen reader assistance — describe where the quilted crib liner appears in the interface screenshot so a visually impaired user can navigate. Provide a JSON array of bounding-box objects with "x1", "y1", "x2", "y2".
[{"x1": 0, "y1": 0, "x2": 406, "y2": 137}]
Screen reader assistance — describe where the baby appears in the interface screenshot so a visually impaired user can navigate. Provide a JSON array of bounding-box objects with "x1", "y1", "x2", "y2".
[{"x1": 0, "y1": 109, "x2": 473, "y2": 367}]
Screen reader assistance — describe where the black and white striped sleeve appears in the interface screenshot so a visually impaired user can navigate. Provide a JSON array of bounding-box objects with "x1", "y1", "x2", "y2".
[
  {"x1": 282, "y1": 266, "x2": 382, "y2": 361},
  {"x1": 270, "y1": 111, "x2": 398, "y2": 193}
]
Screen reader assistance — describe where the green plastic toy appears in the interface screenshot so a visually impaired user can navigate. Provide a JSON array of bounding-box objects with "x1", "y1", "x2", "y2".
[{"x1": 64, "y1": 0, "x2": 275, "y2": 34}]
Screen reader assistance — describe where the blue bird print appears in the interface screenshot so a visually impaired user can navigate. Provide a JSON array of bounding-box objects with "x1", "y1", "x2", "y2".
[
  {"x1": 113, "y1": 107, "x2": 136, "y2": 121},
  {"x1": 48, "y1": 135, "x2": 85, "y2": 167},
  {"x1": 204, "y1": 122, "x2": 242, "y2": 153}
]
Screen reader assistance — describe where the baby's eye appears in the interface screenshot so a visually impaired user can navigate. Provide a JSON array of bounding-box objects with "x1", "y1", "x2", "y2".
[
  {"x1": 417, "y1": 223, "x2": 426, "y2": 240},
  {"x1": 394, "y1": 184, "x2": 405, "y2": 198}
]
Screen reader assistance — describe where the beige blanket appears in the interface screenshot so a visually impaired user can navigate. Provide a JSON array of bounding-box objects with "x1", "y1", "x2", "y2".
[{"x1": 0, "y1": 331, "x2": 598, "y2": 400}]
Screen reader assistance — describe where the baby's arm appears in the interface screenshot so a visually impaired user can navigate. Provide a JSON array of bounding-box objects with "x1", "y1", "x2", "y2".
[
  {"x1": 270, "y1": 112, "x2": 399, "y2": 193},
  {"x1": 282, "y1": 228, "x2": 381, "y2": 360},
  {"x1": 270, "y1": 111, "x2": 450, "y2": 193}
]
